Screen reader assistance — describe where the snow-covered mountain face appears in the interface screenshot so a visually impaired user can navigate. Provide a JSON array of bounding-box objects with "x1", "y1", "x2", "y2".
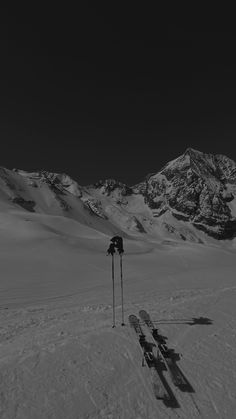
[
  {"x1": 134, "y1": 148, "x2": 236, "y2": 240},
  {"x1": 1, "y1": 148, "x2": 236, "y2": 243}
]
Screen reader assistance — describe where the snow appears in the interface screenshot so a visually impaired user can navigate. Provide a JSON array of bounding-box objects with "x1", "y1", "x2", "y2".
[
  {"x1": 1, "y1": 157, "x2": 236, "y2": 417},
  {"x1": 0, "y1": 205, "x2": 236, "y2": 418}
]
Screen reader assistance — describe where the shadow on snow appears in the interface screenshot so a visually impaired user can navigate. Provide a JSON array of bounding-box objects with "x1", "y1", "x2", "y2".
[
  {"x1": 141, "y1": 340, "x2": 180, "y2": 408},
  {"x1": 130, "y1": 313, "x2": 210, "y2": 409},
  {"x1": 140, "y1": 315, "x2": 212, "y2": 406},
  {"x1": 140, "y1": 316, "x2": 213, "y2": 326}
]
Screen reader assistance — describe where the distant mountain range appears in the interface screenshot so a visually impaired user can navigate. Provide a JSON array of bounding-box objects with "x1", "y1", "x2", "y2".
[{"x1": 1, "y1": 148, "x2": 236, "y2": 243}]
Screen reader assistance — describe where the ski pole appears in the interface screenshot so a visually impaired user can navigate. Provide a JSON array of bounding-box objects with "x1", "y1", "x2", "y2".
[
  {"x1": 120, "y1": 253, "x2": 125, "y2": 326},
  {"x1": 112, "y1": 253, "x2": 115, "y2": 328}
]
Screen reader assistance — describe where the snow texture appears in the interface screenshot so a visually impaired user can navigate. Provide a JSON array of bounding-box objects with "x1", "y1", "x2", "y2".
[{"x1": 0, "y1": 153, "x2": 236, "y2": 417}]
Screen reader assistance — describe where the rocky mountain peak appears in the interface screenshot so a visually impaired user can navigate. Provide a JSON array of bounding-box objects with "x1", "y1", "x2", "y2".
[
  {"x1": 2, "y1": 149, "x2": 236, "y2": 242},
  {"x1": 184, "y1": 147, "x2": 202, "y2": 157},
  {"x1": 92, "y1": 179, "x2": 132, "y2": 196},
  {"x1": 12, "y1": 169, "x2": 83, "y2": 197},
  {"x1": 158, "y1": 148, "x2": 236, "y2": 185},
  {"x1": 133, "y1": 149, "x2": 236, "y2": 239}
]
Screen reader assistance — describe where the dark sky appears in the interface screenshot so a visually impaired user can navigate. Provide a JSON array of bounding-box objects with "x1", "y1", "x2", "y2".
[{"x1": 2, "y1": 6, "x2": 236, "y2": 185}]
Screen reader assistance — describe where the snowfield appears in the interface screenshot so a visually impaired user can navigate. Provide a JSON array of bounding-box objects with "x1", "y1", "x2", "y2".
[{"x1": 1, "y1": 210, "x2": 236, "y2": 418}]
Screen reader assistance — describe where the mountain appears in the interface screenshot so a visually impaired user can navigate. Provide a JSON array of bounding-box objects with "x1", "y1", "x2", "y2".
[
  {"x1": 134, "y1": 148, "x2": 236, "y2": 240},
  {"x1": 1, "y1": 148, "x2": 236, "y2": 243}
]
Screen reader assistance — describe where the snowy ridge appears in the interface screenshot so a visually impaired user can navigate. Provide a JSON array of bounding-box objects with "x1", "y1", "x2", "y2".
[{"x1": 1, "y1": 148, "x2": 236, "y2": 243}]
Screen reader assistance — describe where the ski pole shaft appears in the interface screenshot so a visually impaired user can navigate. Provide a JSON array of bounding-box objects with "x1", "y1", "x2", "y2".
[
  {"x1": 120, "y1": 254, "x2": 125, "y2": 326},
  {"x1": 112, "y1": 254, "x2": 115, "y2": 327}
]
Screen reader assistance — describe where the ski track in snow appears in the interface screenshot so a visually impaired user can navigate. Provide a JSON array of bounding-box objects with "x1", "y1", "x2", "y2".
[
  {"x1": 0, "y1": 289, "x2": 234, "y2": 419},
  {"x1": 1, "y1": 228, "x2": 236, "y2": 417}
]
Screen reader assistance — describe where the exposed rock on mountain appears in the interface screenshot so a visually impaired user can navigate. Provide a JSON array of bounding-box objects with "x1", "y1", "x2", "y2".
[
  {"x1": 135, "y1": 148, "x2": 236, "y2": 239},
  {"x1": 1, "y1": 149, "x2": 236, "y2": 242}
]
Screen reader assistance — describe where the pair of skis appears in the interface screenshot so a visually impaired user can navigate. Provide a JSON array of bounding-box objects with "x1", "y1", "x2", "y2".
[
  {"x1": 129, "y1": 314, "x2": 167, "y2": 400},
  {"x1": 139, "y1": 310, "x2": 186, "y2": 387},
  {"x1": 129, "y1": 311, "x2": 187, "y2": 393}
]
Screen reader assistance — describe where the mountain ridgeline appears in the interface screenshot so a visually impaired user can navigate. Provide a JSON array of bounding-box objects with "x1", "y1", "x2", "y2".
[{"x1": 1, "y1": 149, "x2": 236, "y2": 243}]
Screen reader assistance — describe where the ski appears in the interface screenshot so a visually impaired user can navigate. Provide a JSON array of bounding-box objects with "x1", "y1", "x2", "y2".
[
  {"x1": 139, "y1": 310, "x2": 187, "y2": 387},
  {"x1": 129, "y1": 314, "x2": 168, "y2": 400}
]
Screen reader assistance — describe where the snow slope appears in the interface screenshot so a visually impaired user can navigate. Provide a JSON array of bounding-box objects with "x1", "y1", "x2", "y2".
[{"x1": 1, "y1": 206, "x2": 236, "y2": 418}]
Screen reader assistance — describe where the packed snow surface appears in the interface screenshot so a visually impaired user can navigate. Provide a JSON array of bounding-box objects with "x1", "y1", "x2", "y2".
[{"x1": 1, "y1": 209, "x2": 236, "y2": 418}]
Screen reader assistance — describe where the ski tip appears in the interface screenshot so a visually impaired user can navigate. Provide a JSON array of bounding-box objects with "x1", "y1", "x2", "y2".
[
  {"x1": 128, "y1": 314, "x2": 138, "y2": 321},
  {"x1": 139, "y1": 309, "x2": 149, "y2": 318},
  {"x1": 128, "y1": 315, "x2": 139, "y2": 327}
]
